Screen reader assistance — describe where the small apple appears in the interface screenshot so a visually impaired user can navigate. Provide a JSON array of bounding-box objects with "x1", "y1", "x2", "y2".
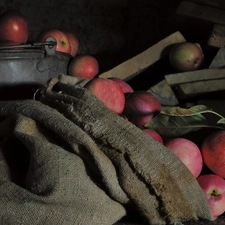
[
  {"x1": 61, "y1": 30, "x2": 79, "y2": 57},
  {"x1": 0, "y1": 9, "x2": 28, "y2": 45},
  {"x1": 197, "y1": 174, "x2": 225, "y2": 218},
  {"x1": 108, "y1": 77, "x2": 134, "y2": 94},
  {"x1": 68, "y1": 55, "x2": 99, "y2": 79},
  {"x1": 84, "y1": 78, "x2": 125, "y2": 114},
  {"x1": 169, "y1": 42, "x2": 203, "y2": 72},
  {"x1": 143, "y1": 128, "x2": 163, "y2": 144},
  {"x1": 38, "y1": 29, "x2": 71, "y2": 54},
  {"x1": 165, "y1": 138, "x2": 203, "y2": 178},
  {"x1": 122, "y1": 90, "x2": 161, "y2": 128},
  {"x1": 201, "y1": 130, "x2": 225, "y2": 178}
]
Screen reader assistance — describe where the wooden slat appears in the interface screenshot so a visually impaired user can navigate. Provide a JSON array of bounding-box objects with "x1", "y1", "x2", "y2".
[
  {"x1": 208, "y1": 24, "x2": 225, "y2": 48},
  {"x1": 98, "y1": 31, "x2": 186, "y2": 81},
  {"x1": 165, "y1": 69, "x2": 225, "y2": 97},
  {"x1": 177, "y1": 1, "x2": 225, "y2": 25},
  {"x1": 209, "y1": 47, "x2": 225, "y2": 68},
  {"x1": 147, "y1": 80, "x2": 179, "y2": 106},
  {"x1": 180, "y1": 79, "x2": 225, "y2": 95},
  {"x1": 165, "y1": 69, "x2": 225, "y2": 86},
  {"x1": 188, "y1": 0, "x2": 225, "y2": 10}
]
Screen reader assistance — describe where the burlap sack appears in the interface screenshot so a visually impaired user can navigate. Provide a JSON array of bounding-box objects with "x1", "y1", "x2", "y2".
[
  {"x1": 0, "y1": 101, "x2": 126, "y2": 224},
  {"x1": 0, "y1": 74, "x2": 214, "y2": 224},
  {"x1": 39, "y1": 75, "x2": 214, "y2": 224}
]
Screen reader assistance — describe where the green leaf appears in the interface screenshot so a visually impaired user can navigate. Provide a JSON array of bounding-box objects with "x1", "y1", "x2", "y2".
[
  {"x1": 144, "y1": 112, "x2": 208, "y2": 138},
  {"x1": 217, "y1": 118, "x2": 225, "y2": 125},
  {"x1": 144, "y1": 105, "x2": 225, "y2": 138},
  {"x1": 161, "y1": 104, "x2": 209, "y2": 116}
]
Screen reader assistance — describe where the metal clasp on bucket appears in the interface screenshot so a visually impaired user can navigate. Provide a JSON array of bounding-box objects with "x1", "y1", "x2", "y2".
[
  {"x1": 0, "y1": 37, "x2": 57, "y2": 50},
  {"x1": 36, "y1": 36, "x2": 58, "y2": 72}
]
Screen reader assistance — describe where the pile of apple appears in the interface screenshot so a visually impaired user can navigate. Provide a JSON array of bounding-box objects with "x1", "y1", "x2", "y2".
[
  {"x1": 81, "y1": 42, "x2": 225, "y2": 220},
  {"x1": 84, "y1": 77, "x2": 225, "y2": 220},
  {"x1": 1, "y1": 8, "x2": 225, "y2": 221},
  {"x1": 166, "y1": 42, "x2": 225, "y2": 220}
]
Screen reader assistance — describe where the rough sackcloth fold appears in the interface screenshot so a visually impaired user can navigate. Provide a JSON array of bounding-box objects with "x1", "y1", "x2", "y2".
[{"x1": 0, "y1": 74, "x2": 214, "y2": 225}]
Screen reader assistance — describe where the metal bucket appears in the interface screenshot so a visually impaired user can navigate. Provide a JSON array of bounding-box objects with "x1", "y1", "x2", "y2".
[{"x1": 0, "y1": 37, "x2": 72, "y2": 100}]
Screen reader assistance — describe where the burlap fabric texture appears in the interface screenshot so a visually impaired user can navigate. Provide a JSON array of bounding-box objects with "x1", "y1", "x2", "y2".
[{"x1": 0, "y1": 74, "x2": 214, "y2": 225}]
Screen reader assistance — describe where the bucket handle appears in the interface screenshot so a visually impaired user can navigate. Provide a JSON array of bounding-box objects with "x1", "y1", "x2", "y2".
[{"x1": 0, "y1": 39, "x2": 57, "y2": 50}]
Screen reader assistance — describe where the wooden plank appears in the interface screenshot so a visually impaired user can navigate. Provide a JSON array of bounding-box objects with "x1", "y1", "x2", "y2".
[
  {"x1": 188, "y1": 0, "x2": 225, "y2": 10},
  {"x1": 209, "y1": 47, "x2": 225, "y2": 68},
  {"x1": 180, "y1": 79, "x2": 225, "y2": 95},
  {"x1": 98, "y1": 31, "x2": 186, "y2": 81},
  {"x1": 165, "y1": 69, "x2": 225, "y2": 86},
  {"x1": 147, "y1": 80, "x2": 179, "y2": 106},
  {"x1": 177, "y1": 1, "x2": 225, "y2": 25},
  {"x1": 208, "y1": 24, "x2": 225, "y2": 48}
]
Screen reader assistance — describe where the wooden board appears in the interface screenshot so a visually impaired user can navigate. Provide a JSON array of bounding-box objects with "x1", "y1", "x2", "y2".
[
  {"x1": 165, "y1": 69, "x2": 225, "y2": 96},
  {"x1": 208, "y1": 24, "x2": 225, "y2": 48},
  {"x1": 147, "y1": 79, "x2": 179, "y2": 106},
  {"x1": 209, "y1": 47, "x2": 225, "y2": 68},
  {"x1": 188, "y1": 0, "x2": 225, "y2": 10},
  {"x1": 180, "y1": 79, "x2": 225, "y2": 95},
  {"x1": 177, "y1": 1, "x2": 225, "y2": 25},
  {"x1": 98, "y1": 31, "x2": 186, "y2": 81},
  {"x1": 165, "y1": 69, "x2": 225, "y2": 86}
]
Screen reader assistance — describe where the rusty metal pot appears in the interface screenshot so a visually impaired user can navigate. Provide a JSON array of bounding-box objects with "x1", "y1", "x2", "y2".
[{"x1": 0, "y1": 37, "x2": 72, "y2": 100}]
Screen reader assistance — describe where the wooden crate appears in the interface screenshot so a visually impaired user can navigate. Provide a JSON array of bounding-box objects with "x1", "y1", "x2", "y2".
[{"x1": 177, "y1": 1, "x2": 225, "y2": 25}]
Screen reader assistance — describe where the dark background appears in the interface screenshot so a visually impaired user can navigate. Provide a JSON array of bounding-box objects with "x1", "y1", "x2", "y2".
[{"x1": 0, "y1": 0, "x2": 217, "y2": 74}]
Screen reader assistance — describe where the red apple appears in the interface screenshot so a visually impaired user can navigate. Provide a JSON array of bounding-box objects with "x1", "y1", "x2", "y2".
[
  {"x1": 132, "y1": 114, "x2": 156, "y2": 129},
  {"x1": 38, "y1": 29, "x2": 71, "y2": 54},
  {"x1": 169, "y1": 42, "x2": 203, "y2": 72},
  {"x1": 61, "y1": 30, "x2": 79, "y2": 57},
  {"x1": 122, "y1": 90, "x2": 161, "y2": 128},
  {"x1": 197, "y1": 174, "x2": 225, "y2": 218},
  {"x1": 165, "y1": 138, "x2": 203, "y2": 178},
  {"x1": 84, "y1": 78, "x2": 125, "y2": 114},
  {"x1": 143, "y1": 128, "x2": 163, "y2": 144},
  {"x1": 201, "y1": 130, "x2": 225, "y2": 178},
  {"x1": 108, "y1": 77, "x2": 134, "y2": 94},
  {"x1": 68, "y1": 55, "x2": 99, "y2": 79},
  {"x1": 0, "y1": 9, "x2": 28, "y2": 45}
]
